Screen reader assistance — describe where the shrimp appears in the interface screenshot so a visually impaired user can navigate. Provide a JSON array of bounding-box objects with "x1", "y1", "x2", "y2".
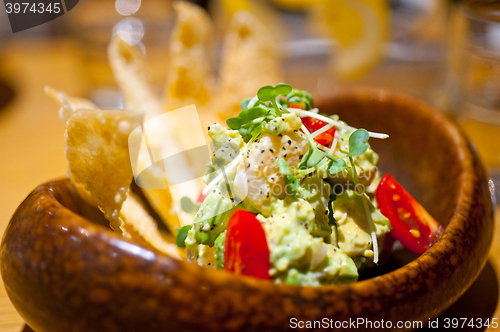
[{"x1": 234, "y1": 131, "x2": 308, "y2": 215}]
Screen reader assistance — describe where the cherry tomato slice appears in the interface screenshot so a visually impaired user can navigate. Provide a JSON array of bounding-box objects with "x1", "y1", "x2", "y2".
[
  {"x1": 224, "y1": 209, "x2": 270, "y2": 279},
  {"x1": 289, "y1": 103, "x2": 304, "y2": 109},
  {"x1": 301, "y1": 117, "x2": 336, "y2": 146},
  {"x1": 376, "y1": 174, "x2": 442, "y2": 254},
  {"x1": 197, "y1": 191, "x2": 208, "y2": 203},
  {"x1": 315, "y1": 132, "x2": 333, "y2": 146}
]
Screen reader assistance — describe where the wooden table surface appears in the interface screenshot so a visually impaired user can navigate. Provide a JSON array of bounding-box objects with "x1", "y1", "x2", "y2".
[{"x1": 0, "y1": 39, "x2": 499, "y2": 332}]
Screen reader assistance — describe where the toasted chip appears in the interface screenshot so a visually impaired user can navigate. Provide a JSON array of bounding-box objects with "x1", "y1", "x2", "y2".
[
  {"x1": 45, "y1": 86, "x2": 97, "y2": 123},
  {"x1": 129, "y1": 105, "x2": 206, "y2": 232},
  {"x1": 120, "y1": 193, "x2": 181, "y2": 258},
  {"x1": 165, "y1": 1, "x2": 214, "y2": 114},
  {"x1": 65, "y1": 108, "x2": 143, "y2": 233},
  {"x1": 108, "y1": 35, "x2": 163, "y2": 121},
  {"x1": 216, "y1": 10, "x2": 282, "y2": 119}
]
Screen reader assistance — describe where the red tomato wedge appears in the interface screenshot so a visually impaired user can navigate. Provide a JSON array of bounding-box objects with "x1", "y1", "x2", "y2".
[
  {"x1": 197, "y1": 191, "x2": 208, "y2": 203},
  {"x1": 376, "y1": 174, "x2": 442, "y2": 255},
  {"x1": 288, "y1": 103, "x2": 304, "y2": 109},
  {"x1": 301, "y1": 117, "x2": 337, "y2": 146},
  {"x1": 224, "y1": 209, "x2": 270, "y2": 279}
]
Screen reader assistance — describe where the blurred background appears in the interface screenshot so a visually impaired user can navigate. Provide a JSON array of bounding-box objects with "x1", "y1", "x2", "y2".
[{"x1": 0, "y1": 0, "x2": 499, "y2": 331}]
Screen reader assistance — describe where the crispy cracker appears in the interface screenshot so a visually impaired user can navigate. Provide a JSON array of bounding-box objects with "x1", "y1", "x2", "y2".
[
  {"x1": 165, "y1": 1, "x2": 214, "y2": 114},
  {"x1": 45, "y1": 86, "x2": 97, "y2": 123},
  {"x1": 120, "y1": 193, "x2": 181, "y2": 258},
  {"x1": 216, "y1": 10, "x2": 281, "y2": 119},
  {"x1": 65, "y1": 108, "x2": 143, "y2": 233},
  {"x1": 108, "y1": 35, "x2": 163, "y2": 121}
]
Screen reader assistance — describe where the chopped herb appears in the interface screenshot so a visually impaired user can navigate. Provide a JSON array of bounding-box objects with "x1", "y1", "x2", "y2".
[
  {"x1": 175, "y1": 225, "x2": 192, "y2": 248},
  {"x1": 180, "y1": 196, "x2": 200, "y2": 214}
]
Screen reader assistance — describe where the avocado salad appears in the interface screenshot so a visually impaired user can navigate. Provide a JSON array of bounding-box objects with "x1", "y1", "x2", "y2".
[{"x1": 177, "y1": 83, "x2": 393, "y2": 286}]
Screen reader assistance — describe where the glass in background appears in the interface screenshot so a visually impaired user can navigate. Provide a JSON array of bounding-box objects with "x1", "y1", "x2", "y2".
[
  {"x1": 447, "y1": 0, "x2": 500, "y2": 186},
  {"x1": 278, "y1": 0, "x2": 449, "y2": 102},
  {"x1": 64, "y1": 0, "x2": 173, "y2": 107}
]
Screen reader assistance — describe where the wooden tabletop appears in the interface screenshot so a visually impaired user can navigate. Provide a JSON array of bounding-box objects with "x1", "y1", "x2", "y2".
[{"x1": 0, "y1": 39, "x2": 499, "y2": 332}]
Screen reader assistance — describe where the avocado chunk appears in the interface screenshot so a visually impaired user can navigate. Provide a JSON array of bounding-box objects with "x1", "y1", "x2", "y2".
[
  {"x1": 214, "y1": 231, "x2": 226, "y2": 269},
  {"x1": 333, "y1": 189, "x2": 390, "y2": 258},
  {"x1": 191, "y1": 190, "x2": 235, "y2": 247},
  {"x1": 297, "y1": 177, "x2": 332, "y2": 238}
]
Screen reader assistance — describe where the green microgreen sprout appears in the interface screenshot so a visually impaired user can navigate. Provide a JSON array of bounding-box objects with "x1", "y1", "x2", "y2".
[
  {"x1": 226, "y1": 106, "x2": 270, "y2": 140},
  {"x1": 226, "y1": 83, "x2": 293, "y2": 141},
  {"x1": 345, "y1": 129, "x2": 379, "y2": 264},
  {"x1": 256, "y1": 83, "x2": 292, "y2": 116},
  {"x1": 175, "y1": 225, "x2": 192, "y2": 248},
  {"x1": 180, "y1": 196, "x2": 200, "y2": 214},
  {"x1": 277, "y1": 157, "x2": 317, "y2": 200},
  {"x1": 298, "y1": 124, "x2": 347, "y2": 170},
  {"x1": 286, "y1": 89, "x2": 313, "y2": 110},
  {"x1": 347, "y1": 128, "x2": 370, "y2": 157}
]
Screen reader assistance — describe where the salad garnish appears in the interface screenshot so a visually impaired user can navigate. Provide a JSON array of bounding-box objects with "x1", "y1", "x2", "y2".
[{"x1": 179, "y1": 83, "x2": 441, "y2": 285}]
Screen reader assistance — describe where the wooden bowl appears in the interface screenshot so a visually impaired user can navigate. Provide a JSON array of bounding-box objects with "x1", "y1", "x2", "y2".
[{"x1": 1, "y1": 89, "x2": 494, "y2": 332}]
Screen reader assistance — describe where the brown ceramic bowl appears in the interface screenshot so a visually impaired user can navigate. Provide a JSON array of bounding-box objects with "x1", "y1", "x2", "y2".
[{"x1": 1, "y1": 89, "x2": 494, "y2": 332}]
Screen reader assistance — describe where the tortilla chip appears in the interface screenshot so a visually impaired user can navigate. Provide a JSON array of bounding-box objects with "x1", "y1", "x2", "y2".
[
  {"x1": 216, "y1": 10, "x2": 281, "y2": 119},
  {"x1": 120, "y1": 193, "x2": 181, "y2": 258},
  {"x1": 130, "y1": 105, "x2": 206, "y2": 232},
  {"x1": 165, "y1": 1, "x2": 214, "y2": 113},
  {"x1": 65, "y1": 108, "x2": 143, "y2": 233},
  {"x1": 45, "y1": 86, "x2": 97, "y2": 123},
  {"x1": 108, "y1": 35, "x2": 163, "y2": 121}
]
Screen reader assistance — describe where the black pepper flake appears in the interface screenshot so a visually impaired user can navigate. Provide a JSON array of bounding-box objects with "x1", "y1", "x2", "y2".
[
  {"x1": 261, "y1": 149, "x2": 265, "y2": 153},
  {"x1": 247, "y1": 164, "x2": 250, "y2": 168},
  {"x1": 281, "y1": 118, "x2": 284, "y2": 121},
  {"x1": 279, "y1": 134, "x2": 282, "y2": 137},
  {"x1": 284, "y1": 154, "x2": 287, "y2": 158},
  {"x1": 325, "y1": 210, "x2": 328, "y2": 215},
  {"x1": 288, "y1": 140, "x2": 292, "y2": 145},
  {"x1": 271, "y1": 177, "x2": 275, "y2": 181},
  {"x1": 299, "y1": 154, "x2": 303, "y2": 159},
  {"x1": 282, "y1": 146, "x2": 286, "y2": 150},
  {"x1": 270, "y1": 149, "x2": 274, "y2": 153},
  {"x1": 267, "y1": 192, "x2": 270, "y2": 198}
]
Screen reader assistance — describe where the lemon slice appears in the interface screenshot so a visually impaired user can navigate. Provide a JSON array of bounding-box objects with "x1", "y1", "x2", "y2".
[
  {"x1": 271, "y1": 0, "x2": 322, "y2": 10},
  {"x1": 310, "y1": 0, "x2": 390, "y2": 80},
  {"x1": 220, "y1": 0, "x2": 250, "y2": 17}
]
